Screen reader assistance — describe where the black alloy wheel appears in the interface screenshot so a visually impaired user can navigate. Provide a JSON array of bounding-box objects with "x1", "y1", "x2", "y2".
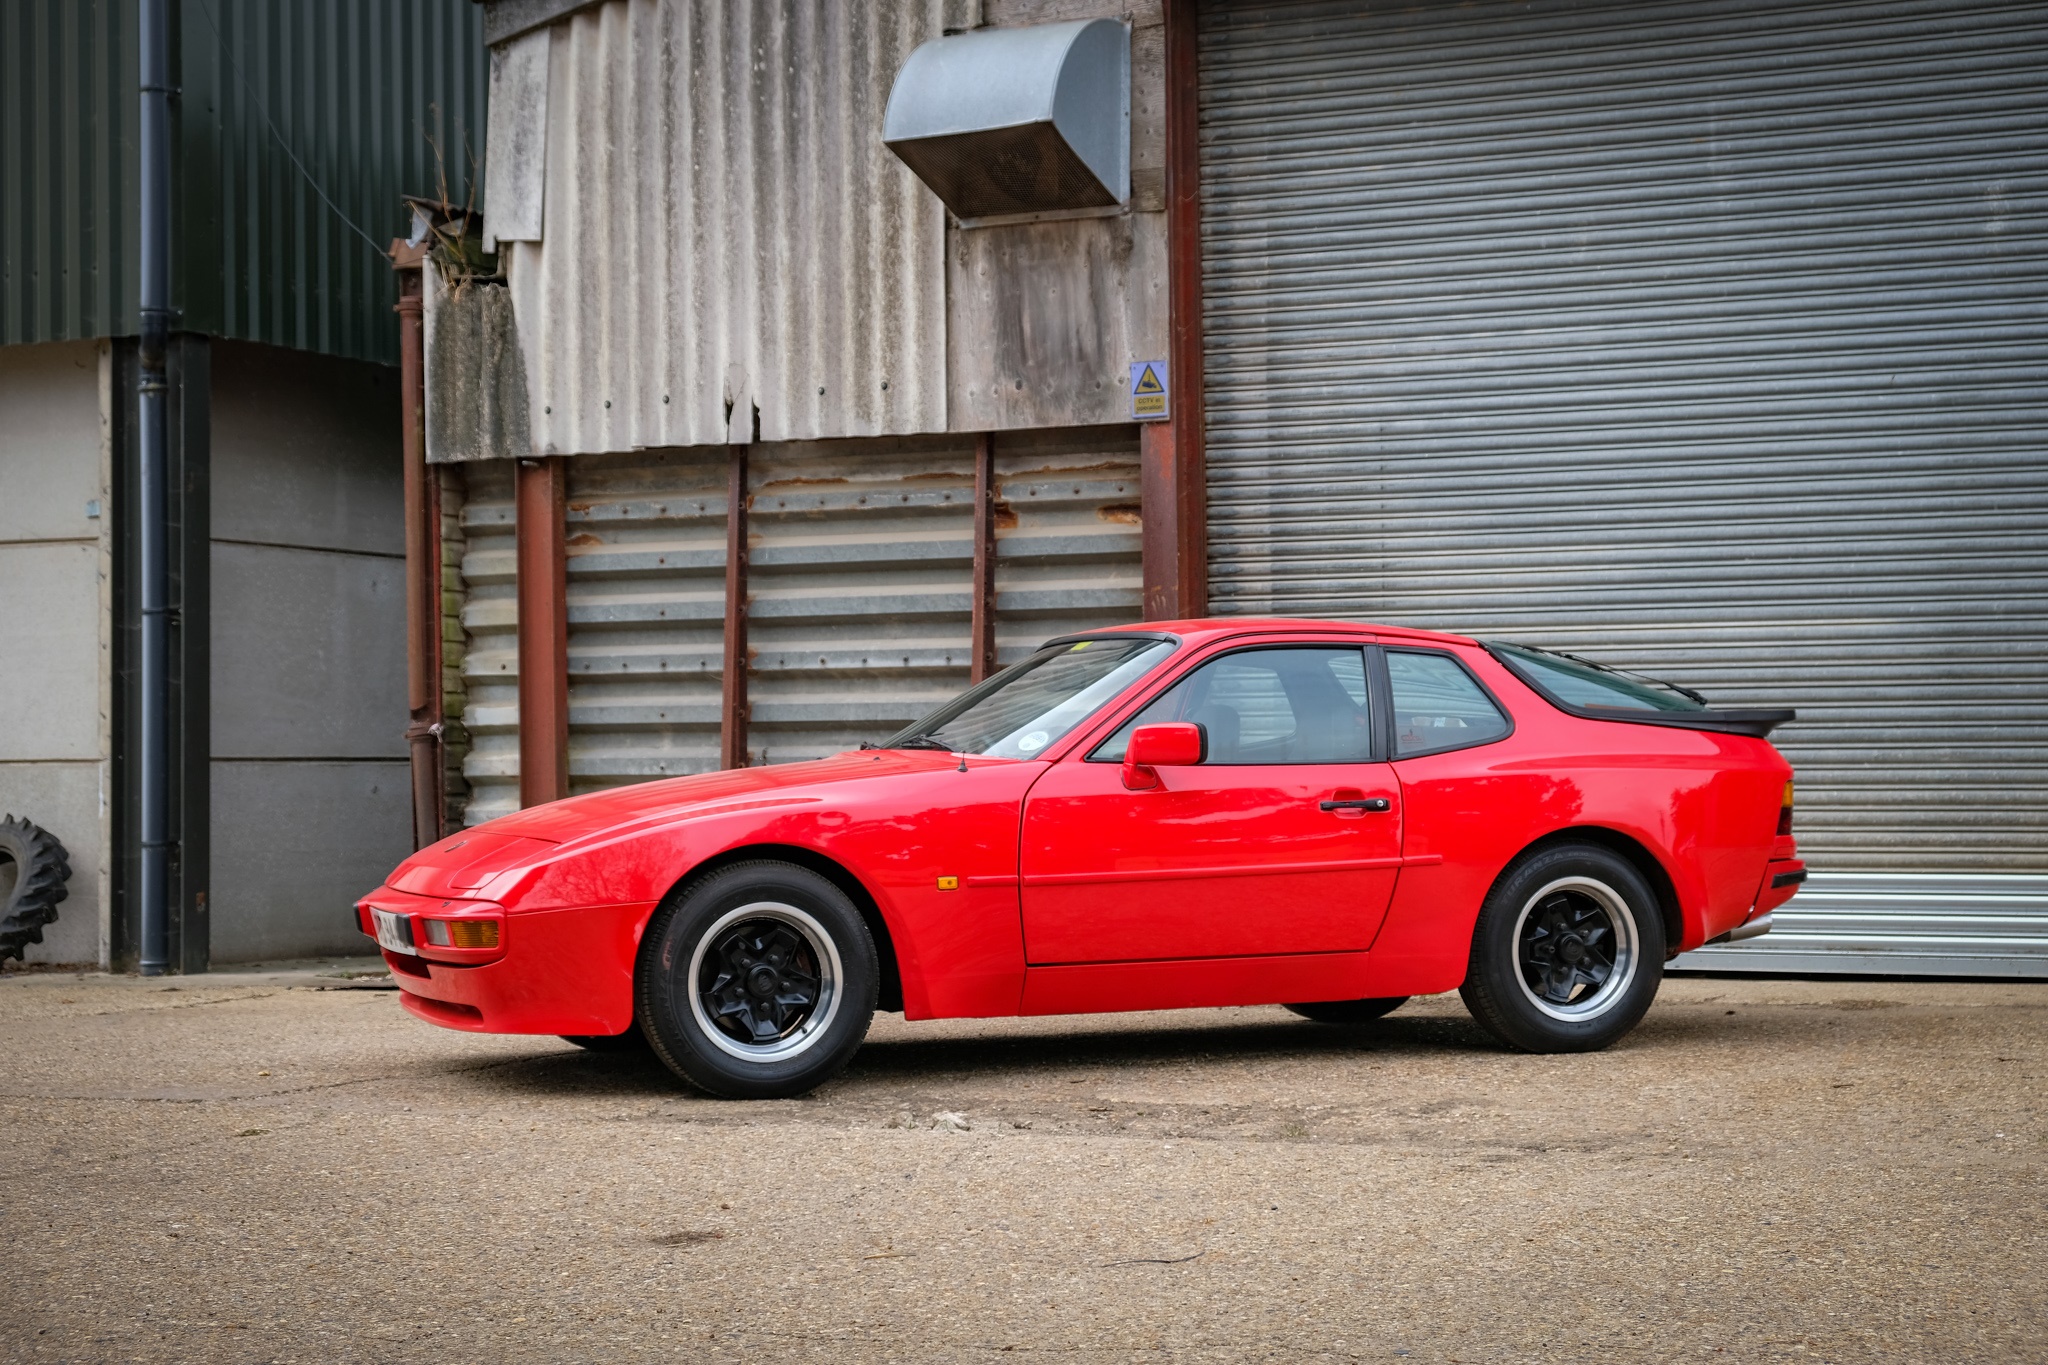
[
  {"x1": 699, "y1": 914, "x2": 828, "y2": 1050},
  {"x1": 638, "y1": 861, "x2": 878, "y2": 1099},
  {"x1": 1518, "y1": 886, "x2": 1623, "y2": 1012},
  {"x1": 1460, "y1": 842, "x2": 1666, "y2": 1053}
]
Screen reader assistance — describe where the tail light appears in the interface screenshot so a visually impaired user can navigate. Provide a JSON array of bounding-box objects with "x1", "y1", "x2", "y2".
[{"x1": 1777, "y1": 781, "x2": 1795, "y2": 836}]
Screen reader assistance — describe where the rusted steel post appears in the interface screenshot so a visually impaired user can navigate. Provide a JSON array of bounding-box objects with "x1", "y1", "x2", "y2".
[
  {"x1": 515, "y1": 455, "x2": 570, "y2": 805},
  {"x1": 394, "y1": 251, "x2": 445, "y2": 847},
  {"x1": 1146, "y1": 0, "x2": 1208, "y2": 620},
  {"x1": 970, "y1": 432, "x2": 998, "y2": 682},
  {"x1": 720, "y1": 444, "x2": 751, "y2": 769}
]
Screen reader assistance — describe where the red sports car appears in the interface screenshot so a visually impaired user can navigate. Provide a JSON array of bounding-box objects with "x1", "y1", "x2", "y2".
[{"x1": 358, "y1": 619, "x2": 1803, "y2": 1098}]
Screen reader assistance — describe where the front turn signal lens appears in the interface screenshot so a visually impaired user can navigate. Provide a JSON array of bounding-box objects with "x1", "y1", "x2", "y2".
[
  {"x1": 424, "y1": 918, "x2": 500, "y2": 949},
  {"x1": 1777, "y1": 781, "x2": 1795, "y2": 836}
]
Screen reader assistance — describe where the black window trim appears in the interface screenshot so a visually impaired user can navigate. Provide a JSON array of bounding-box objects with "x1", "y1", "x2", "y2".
[
  {"x1": 1483, "y1": 643, "x2": 1795, "y2": 739},
  {"x1": 1083, "y1": 641, "x2": 1386, "y2": 766},
  {"x1": 1377, "y1": 645, "x2": 1518, "y2": 761}
]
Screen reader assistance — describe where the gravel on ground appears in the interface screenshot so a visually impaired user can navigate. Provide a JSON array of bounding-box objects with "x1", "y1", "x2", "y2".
[{"x1": 2, "y1": 963, "x2": 2042, "y2": 1363}]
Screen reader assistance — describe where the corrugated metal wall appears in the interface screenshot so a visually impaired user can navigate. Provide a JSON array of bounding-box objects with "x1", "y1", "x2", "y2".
[
  {"x1": 1198, "y1": 0, "x2": 2048, "y2": 974},
  {"x1": 564, "y1": 449, "x2": 730, "y2": 792},
  {"x1": 1, "y1": 0, "x2": 485, "y2": 363},
  {"x1": 448, "y1": 426, "x2": 1142, "y2": 804},
  {"x1": 501, "y1": 0, "x2": 950, "y2": 453},
  {"x1": 456, "y1": 460, "x2": 521, "y2": 826},
  {"x1": 748, "y1": 436, "x2": 982, "y2": 765},
  {"x1": 1, "y1": 0, "x2": 136, "y2": 346}
]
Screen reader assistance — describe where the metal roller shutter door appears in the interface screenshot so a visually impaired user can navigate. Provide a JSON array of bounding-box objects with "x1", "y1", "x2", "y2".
[{"x1": 1199, "y1": 0, "x2": 2048, "y2": 974}]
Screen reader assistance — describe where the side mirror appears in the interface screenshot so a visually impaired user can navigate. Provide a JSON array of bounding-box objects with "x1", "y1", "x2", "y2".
[{"x1": 1122, "y1": 722, "x2": 1205, "y2": 790}]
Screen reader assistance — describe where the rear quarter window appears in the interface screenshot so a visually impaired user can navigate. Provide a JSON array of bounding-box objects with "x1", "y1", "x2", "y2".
[{"x1": 1386, "y1": 650, "x2": 1512, "y2": 758}]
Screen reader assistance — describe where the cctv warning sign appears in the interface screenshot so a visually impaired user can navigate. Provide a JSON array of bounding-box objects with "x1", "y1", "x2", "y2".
[{"x1": 1130, "y1": 360, "x2": 1169, "y2": 420}]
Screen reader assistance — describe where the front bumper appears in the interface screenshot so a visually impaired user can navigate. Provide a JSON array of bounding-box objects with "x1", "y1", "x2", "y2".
[{"x1": 356, "y1": 886, "x2": 655, "y2": 1036}]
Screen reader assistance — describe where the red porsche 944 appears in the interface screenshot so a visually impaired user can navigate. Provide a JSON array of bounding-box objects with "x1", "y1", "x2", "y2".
[{"x1": 358, "y1": 619, "x2": 1804, "y2": 1098}]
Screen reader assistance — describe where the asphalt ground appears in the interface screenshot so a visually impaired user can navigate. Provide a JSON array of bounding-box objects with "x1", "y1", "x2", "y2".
[{"x1": 1, "y1": 964, "x2": 2042, "y2": 1363}]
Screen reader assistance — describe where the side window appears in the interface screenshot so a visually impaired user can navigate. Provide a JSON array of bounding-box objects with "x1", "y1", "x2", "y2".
[
  {"x1": 1387, "y1": 650, "x2": 1511, "y2": 757},
  {"x1": 1092, "y1": 647, "x2": 1372, "y2": 764}
]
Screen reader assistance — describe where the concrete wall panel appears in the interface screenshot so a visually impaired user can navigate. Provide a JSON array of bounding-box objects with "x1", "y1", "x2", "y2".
[
  {"x1": 0, "y1": 542, "x2": 104, "y2": 761},
  {"x1": 209, "y1": 343, "x2": 403, "y2": 556},
  {"x1": 208, "y1": 760, "x2": 411, "y2": 962},
  {"x1": 209, "y1": 543, "x2": 408, "y2": 760},
  {"x1": 0, "y1": 342, "x2": 104, "y2": 541}
]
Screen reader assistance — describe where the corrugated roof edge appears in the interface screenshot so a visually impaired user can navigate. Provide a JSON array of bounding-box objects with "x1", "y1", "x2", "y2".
[{"x1": 482, "y1": 0, "x2": 605, "y2": 46}]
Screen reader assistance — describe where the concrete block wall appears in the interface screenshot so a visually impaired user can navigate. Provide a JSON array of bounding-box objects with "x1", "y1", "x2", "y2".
[
  {"x1": 0, "y1": 342, "x2": 112, "y2": 965},
  {"x1": 207, "y1": 342, "x2": 410, "y2": 962}
]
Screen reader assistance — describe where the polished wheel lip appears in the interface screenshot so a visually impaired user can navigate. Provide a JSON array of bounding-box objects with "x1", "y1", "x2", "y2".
[
  {"x1": 1510, "y1": 875, "x2": 1639, "y2": 1022},
  {"x1": 687, "y1": 900, "x2": 844, "y2": 1063}
]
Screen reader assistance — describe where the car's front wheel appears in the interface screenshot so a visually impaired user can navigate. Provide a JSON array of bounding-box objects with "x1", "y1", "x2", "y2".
[
  {"x1": 637, "y1": 860, "x2": 878, "y2": 1099},
  {"x1": 1460, "y1": 843, "x2": 1666, "y2": 1053}
]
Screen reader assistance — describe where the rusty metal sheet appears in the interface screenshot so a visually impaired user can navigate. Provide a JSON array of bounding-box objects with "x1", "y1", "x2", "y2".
[{"x1": 504, "y1": 0, "x2": 951, "y2": 454}]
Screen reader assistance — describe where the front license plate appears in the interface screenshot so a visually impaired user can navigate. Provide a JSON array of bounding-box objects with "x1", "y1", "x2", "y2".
[{"x1": 371, "y1": 908, "x2": 417, "y2": 955}]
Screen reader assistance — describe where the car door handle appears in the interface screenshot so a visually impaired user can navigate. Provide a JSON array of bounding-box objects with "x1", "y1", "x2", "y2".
[{"x1": 1320, "y1": 797, "x2": 1390, "y2": 812}]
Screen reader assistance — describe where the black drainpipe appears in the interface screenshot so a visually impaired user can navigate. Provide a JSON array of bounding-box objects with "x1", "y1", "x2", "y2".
[{"x1": 137, "y1": 0, "x2": 172, "y2": 975}]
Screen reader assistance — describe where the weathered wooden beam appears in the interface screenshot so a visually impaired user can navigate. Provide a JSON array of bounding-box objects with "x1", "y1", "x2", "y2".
[
  {"x1": 971, "y1": 432, "x2": 998, "y2": 682},
  {"x1": 515, "y1": 455, "x2": 569, "y2": 806},
  {"x1": 721, "y1": 443, "x2": 751, "y2": 769},
  {"x1": 1145, "y1": 0, "x2": 1207, "y2": 620}
]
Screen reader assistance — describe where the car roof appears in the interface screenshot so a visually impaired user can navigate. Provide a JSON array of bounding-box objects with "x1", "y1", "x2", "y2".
[{"x1": 1061, "y1": 617, "x2": 1481, "y2": 649}]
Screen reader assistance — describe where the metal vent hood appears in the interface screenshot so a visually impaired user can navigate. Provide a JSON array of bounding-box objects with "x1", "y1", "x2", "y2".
[{"x1": 883, "y1": 18, "x2": 1129, "y2": 220}]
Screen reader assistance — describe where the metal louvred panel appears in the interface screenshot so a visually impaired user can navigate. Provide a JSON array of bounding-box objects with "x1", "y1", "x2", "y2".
[
  {"x1": 504, "y1": 0, "x2": 950, "y2": 453},
  {"x1": 746, "y1": 426, "x2": 1146, "y2": 765},
  {"x1": 748, "y1": 436, "x2": 981, "y2": 765},
  {"x1": 990, "y1": 427, "x2": 1144, "y2": 664},
  {"x1": 564, "y1": 450, "x2": 730, "y2": 792},
  {"x1": 1199, "y1": 0, "x2": 2048, "y2": 973},
  {"x1": 472, "y1": 428, "x2": 1147, "y2": 781},
  {"x1": 456, "y1": 462, "x2": 522, "y2": 827}
]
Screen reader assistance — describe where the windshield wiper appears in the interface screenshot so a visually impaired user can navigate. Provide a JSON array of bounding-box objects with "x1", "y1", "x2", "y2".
[{"x1": 880, "y1": 735, "x2": 955, "y2": 752}]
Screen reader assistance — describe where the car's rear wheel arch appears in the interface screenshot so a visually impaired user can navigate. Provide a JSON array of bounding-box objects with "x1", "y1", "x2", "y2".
[
  {"x1": 1504, "y1": 826, "x2": 1682, "y2": 960},
  {"x1": 652, "y1": 844, "x2": 904, "y2": 1013}
]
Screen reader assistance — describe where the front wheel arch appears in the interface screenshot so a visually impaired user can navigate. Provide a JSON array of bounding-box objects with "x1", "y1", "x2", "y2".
[
  {"x1": 648, "y1": 843, "x2": 905, "y2": 1013},
  {"x1": 1496, "y1": 826, "x2": 1684, "y2": 962}
]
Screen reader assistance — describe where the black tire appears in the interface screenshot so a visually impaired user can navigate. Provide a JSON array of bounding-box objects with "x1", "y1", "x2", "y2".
[
  {"x1": 636, "y1": 861, "x2": 878, "y2": 1099},
  {"x1": 560, "y1": 1022, "x2": 651, "y2": 1053},
  {"x1": 1459, "y1": 843, "x2": 1666, "y2": 1053},
  {"x1": 1284, "y1": 996, "x2": 1409, "y2": 1024},
  {"x1": 0, "y1": 815, "x2": 71, "y2": 964}
]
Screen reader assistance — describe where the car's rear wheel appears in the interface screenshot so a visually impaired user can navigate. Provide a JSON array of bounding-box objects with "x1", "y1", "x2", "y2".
[
  {"x1": 1460, "y1": 843, "x2": 1665, "y2": 1053},
  {"x1": 1284, "y1": 996, "x2": 1409, "y2": 1024},
  {"x1": 637, "y1": 861, "x2": 878, "y2": 1099}
]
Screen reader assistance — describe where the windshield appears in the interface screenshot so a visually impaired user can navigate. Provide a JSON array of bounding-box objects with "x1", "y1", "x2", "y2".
[
  {"x1": 883, "y1": 638, "x2": 1175, "y2": 758},
  {"x1": 1491, "y1": 642, "x2": 1708, "y2": 713}
]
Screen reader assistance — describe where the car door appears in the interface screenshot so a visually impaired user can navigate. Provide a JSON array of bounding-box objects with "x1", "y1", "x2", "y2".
[{"x1": 1019, "y1": 644, "x2": 1404, "y2": 964}]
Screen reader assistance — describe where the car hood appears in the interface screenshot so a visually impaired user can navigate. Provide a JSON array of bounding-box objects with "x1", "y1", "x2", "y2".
[{"x1": 385, "y1": 750, "x2": 978, "y2": 898}]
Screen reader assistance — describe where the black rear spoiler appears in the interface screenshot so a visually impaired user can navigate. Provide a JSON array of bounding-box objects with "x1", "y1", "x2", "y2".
[
  {"x1": 1555, "y1": 705, "x2": 1795, "y2": 739},
  {"x1": 1484, "y1": 645, "x2": 1794, "y2": 739}
]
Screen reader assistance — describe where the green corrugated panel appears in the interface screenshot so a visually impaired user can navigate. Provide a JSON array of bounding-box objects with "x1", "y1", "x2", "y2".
[
  {"x1": 1, "y1": 0, "x2": 139, "y2": 345},
  {"x1": 0, "y1": 0, "x2": 484, "y2": 364}
]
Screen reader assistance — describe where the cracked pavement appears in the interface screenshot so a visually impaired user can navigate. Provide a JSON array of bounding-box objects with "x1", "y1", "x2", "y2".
[{"x1": 2, "y1": 965, "x2": 2043, "y2": 1362}]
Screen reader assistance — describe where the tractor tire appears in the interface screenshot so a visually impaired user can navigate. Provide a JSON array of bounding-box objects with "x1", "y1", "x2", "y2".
[{"x1": 0, "y1": 815, "x2": 71, "y2": 964}]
